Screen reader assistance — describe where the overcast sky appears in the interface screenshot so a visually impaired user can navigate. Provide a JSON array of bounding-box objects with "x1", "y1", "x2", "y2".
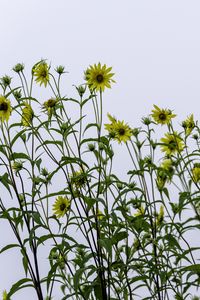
[{"x1": 1, "y1": 1, "x2": 200, "y2": 299}]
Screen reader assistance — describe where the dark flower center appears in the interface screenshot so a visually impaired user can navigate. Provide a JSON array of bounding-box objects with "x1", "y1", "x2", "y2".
[
  {"x1": 168, "y1": 140, "x2": 177, "y2": 150},
  {"x1": 40, "y1": 70, "x2": 47, "y2": 78},
  {"x1": 47, "y1": 99, "x2": 56, "y2": 107},
  {"x1": 60, "y1": 203, "x2": 66, "y2": 211},
  {"x1": 159, "y1": 113, "x2": 167, "y2": 121},
  {"x1": 0, "y1": 102, "x2": 8, "y2": 111},
  {"x1": 118, "y1": 128, "x2": 125, "y2": 135},
  {"x1": 96, "y1": 74, "x2": 104, "y2": 83}
]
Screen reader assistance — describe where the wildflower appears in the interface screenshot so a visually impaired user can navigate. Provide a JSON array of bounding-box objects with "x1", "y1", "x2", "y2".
[
  {"x1": 182, "y1": 114, "x2": 195, "y2": 136},
  {"x1": 70, "y1": 169, "x2": 87, "y2": 189},
  {"x1": 97, "y1": 209, "x2": 104, "y2": 220},
  {"x1": 160, "y1": 159, "x2": 174, "y2": 179},
  {"x1": 85, "y1": 62, "x2": 115, "y2": 92},
  {"x1": 43, "y1": 98, "x2": 58, "y2": 115},
  {"x1": 88, "y1": 143, "x2": 95, "y2": 151},
  {"x1": 142, "y1": 116, "x2": 152, "y2": 126},
  {"x1": 13, "y1": 89, "x2": 22, "y2": 100},
  {"x1": 151, "y1": 105, "x2": 176, "y2": 125},
  {"x1": 76, "y1": 85, "x2": 86, "y2": 97},
  {"x1": 0, "y1": 96, "x2": 12, "y2": 122},
  {"x1": 104, "y1": 113, "x2": 132, "y2": 143},
  {"x1": 134, "y1": 205, "x2": 145, "y2": 217},
  {"x1": 21, "y1": 103, "x2": 33, "y2": 127},
  {"x1": 1, "y1": 75, "x2": 12, "y2": 87},
  {"x1": 33, "y1": 61, "x2": 50, "y2": 87},
  {"x1": 156, "y1": 205, "x2": 164, "y2": 226},
  {"x1": 13, "y1": 63, "x2": 24, "y2": 73},
  {"x1": 55, "y1": 65, "x2": 65, "y2": 75},
  {"x1": 12, "y1": 161, "x2": 23, "y2": 174},
  {"x1": 53, "y1": 196, "x2": 71, "y2": 218},
  {"x1": 192, "y1": 163, "x2": 200, "y2": 183},
  {"x1": 160, "y1": 132, "x2": 184, "y2": 155}
]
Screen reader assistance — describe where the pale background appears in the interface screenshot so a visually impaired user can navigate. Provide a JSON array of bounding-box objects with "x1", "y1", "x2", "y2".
[{"x1": 0, "y1": 0, "x2": 200, "y2": 299}]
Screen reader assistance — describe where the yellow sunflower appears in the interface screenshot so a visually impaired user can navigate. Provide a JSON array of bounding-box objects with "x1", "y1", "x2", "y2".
[
  {"x1": 192, "y1": 164, "x2": 200, "y2": 183},
  {"x1": 160, "y1": 132, "x2": 184, "y2": 155},
  {"x1": 52, "y1": 196, "x2": 71, "y2": 218},
  {"x1": 0, "y1": 96, "x2": 12, "y2": 122},
  {"x1": 104, "y1": 113, "x2": 132, "y2": 143},
  {"x1": 21, "y1": 103, "x2": 33, "y2": 127},
  {"x1": 33, "y1": 61, "x2": 50, "y2": 87},
  {"x1": 182, "y1": 114, "x2": 195, "y2": 136},
  {"x1": 43, "y1": 98, "x2": 58, "y2": 115},
  {"x1": 85, "y1": 62, "x2": 115, "y2": 92},
  {"x1": 151, "y1": 105, "x2": 176, "y2": 125}
]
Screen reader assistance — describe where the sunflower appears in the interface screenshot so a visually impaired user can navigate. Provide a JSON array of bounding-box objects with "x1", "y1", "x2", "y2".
[
  {"x1": 192, "y1": 164, "x2": 200, "y2": 183},
  {"x1": 43, "y1": 98, "x2": 58, "y2": 115},
  {"x1": 85, "y1": 62, "x2": 115, "y2": 92},
  {"x1": 33, "y1": 61, "x2": 50, "y2": 87},
  {"x1": 21, "y1": 103, "x2": 33, "y2": 126},
  {"x1": 70, "y1": 169, "x2": 87, "y2": 189},
  {"x1": 182, "y1": 114, "x2": 195, "y2": 136},
  {"x1": 156, "y1": 205, "x2": 164, "y2": 226},
  {"x1": 104, "y1": 114, "x2": 132, "y2": 143},
  {"x1": 0, "y1": 96, "x2": 12, "y2": 122},
  {"x1": 151, "y1": 105, "x2": 176, "y2": 125},
  {"x1": 160, "y1": 132, "x2": 184, "y2": 155},
  {"x1": 52, "y1": 196, "x2": 71, "y2": 218}
]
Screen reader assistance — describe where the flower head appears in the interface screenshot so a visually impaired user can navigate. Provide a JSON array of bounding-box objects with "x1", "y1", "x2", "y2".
[
  {"x1": 192, "y1": 163, "x2": 200, "y2": 183},
  {"x1": 21, "y1": 103, "x2": 33, "y2": 127},
  {"x1": 156, "y1": 205, "x2": 164, "y2": 226},
  {"x1": 0, "y1": 96, "x2": 12, "y2": 122},
  {"x1": 85, "y1": 63, "x2": 115, "y2": 92},
  {"x1": 160, "y1": 132, "x2": 184, "y2": 155},
  {"x1": 52, "y1": 196, "x2": 71, "y2": 218},
  {"x1": 43, "y1": 98, "x2": 58, "y2": 116},
  {"x1": 12, "y1": 161, "x2": 23, "y2": 174},
  {"x1": 104, "y1": 113, "x2": 132, "y2": 143},
  {"x1": 182, "y1": 114, "x2": 195, "y2": 136},
  {"x1": 70, "y1": 169, "x2": 87, "y2": 189},
  {"x1": 151, "y1": 105, "x2": 176, "y2": 125},
  {"x1": 33, "y1": 61, "x2": 50, "y2": 87},
  {"x1": 134, "y1": 205, "x2": 145, "y2": 217}
]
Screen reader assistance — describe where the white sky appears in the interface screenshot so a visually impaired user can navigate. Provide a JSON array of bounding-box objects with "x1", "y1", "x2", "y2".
[{"x1": 1, "y1": 0, "x2": 200, "y2": 299}]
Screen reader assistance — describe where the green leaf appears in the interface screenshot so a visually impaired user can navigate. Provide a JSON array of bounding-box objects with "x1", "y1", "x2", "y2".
[
  {"x1": 182, "y1": 264, "x2": 200, "y2": 274},
  {"x1": 0, "y1": 243, "x2": 20, "y2": 254},
  {"x1": 9, "y1": 152, "x2": 30, "y2": 161},
  {"x1": 111, "y1": 231, "x2": 128, "y2": 244},
  {"x1": 74, "y1": 268, "x2": 84, "y2": 293},
  {"x1": 10, "y1": 129, "x2": 27, "y2": 147},
  {"x1": 7, "y1": 278, "x2": 33, "y2": 297},
  {"x1": 0, "y1": 172, "x2": 12, "y2": 197},
  {"x1": 99, "y1": 238, "x2": 112, "y2": 257}
]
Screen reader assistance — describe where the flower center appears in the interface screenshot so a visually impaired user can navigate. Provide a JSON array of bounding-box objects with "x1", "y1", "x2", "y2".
[
  {"x1": 47, "y1": 99, "x2": 56, "y2": 107},
  {"x1": 118, "y1": 128, "x2": 125, "y2": 135},
  {"x1": 40, "y1": 70, "x2": 47, "y2": 78},
  {"x1": 60, "y1": 203, "x2": 66, "y2": 211},
  {"x1": 96, "y1": 74, "x2": 104, "y2": 83},
  {"x1": 0, "y1": 102, "x2": 8, "y2": 111},
  {"x1": 168, "y1": 140, "x2": 177, "y2": 150},
  {"x1": 159, "y1": 113, "x2": 167, "y2": 120}
]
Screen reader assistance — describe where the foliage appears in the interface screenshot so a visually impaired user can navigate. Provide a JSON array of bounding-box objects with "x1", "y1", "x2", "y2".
[{"x1": 0, "y1": 60, "x2": 199, "y2": 299}]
